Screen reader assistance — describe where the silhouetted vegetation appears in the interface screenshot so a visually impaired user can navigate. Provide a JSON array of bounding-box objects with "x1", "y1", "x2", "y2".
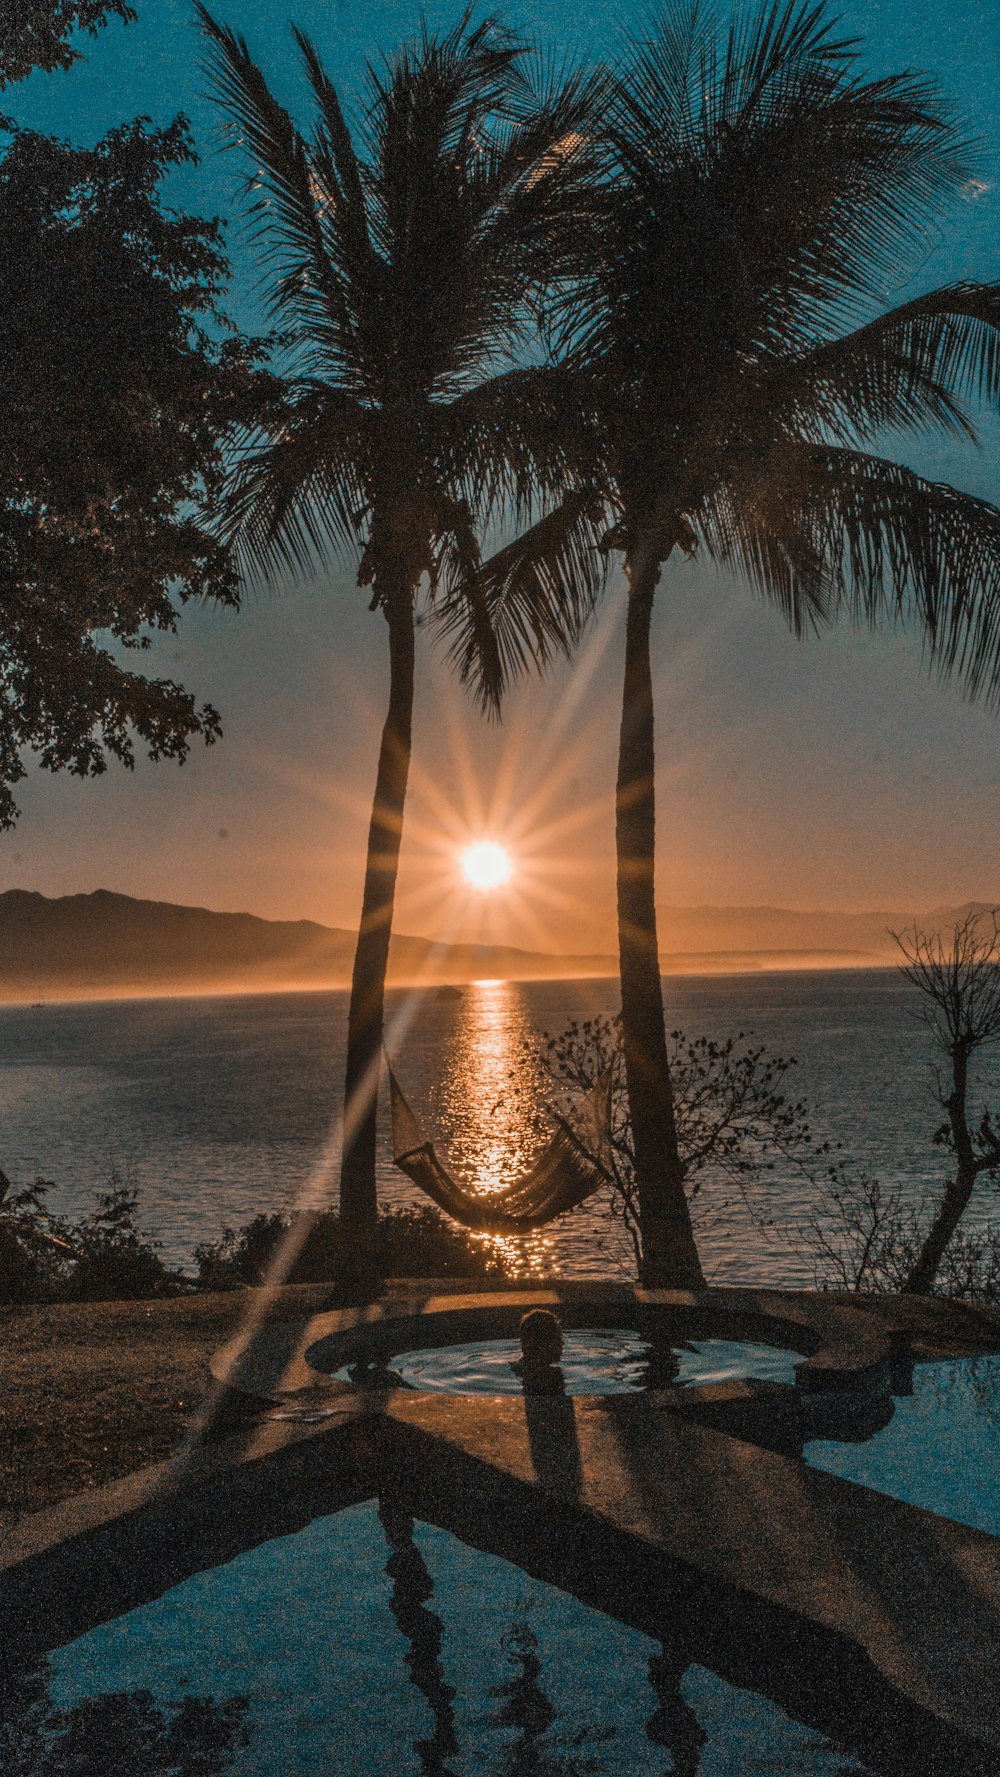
[
  {"x1": 894, "y1": 913, "x2": 1000, "y2": 1293},
  {"x1": 0, "y1": 1167, "x2": 180, "y2": 1303},
  {"x1": 803, "y1": 1167, "x2": 1000, "y2": 1301},
  {"x1": 802, "y1": 912, "x2": 1000, "y2": 1298},
  {"x1": 0, "y1": 1663, "x2": 250, "y2": 1777},
  {"x1": 0, "y1": 0, "x2": 134, "y2": 88},
  {"x1": 0, "y1": 120, "x2": 266, "y2": 829},
  {"x1": 538, "y1": 1013, "x2": 829, "y2": 1269},
  {"x1": 0, "y1": 0, "x2": 270, "y2": 830},
  {"x1": 198, "y1": 7, "x2": 601, "y2": 1272},
  {"x1": 0, "y1": 1171, "x2": 504, "y2": 1303},
  {"x1": 194, "y1": 1202, "x2": 506, "y2": 1290}
]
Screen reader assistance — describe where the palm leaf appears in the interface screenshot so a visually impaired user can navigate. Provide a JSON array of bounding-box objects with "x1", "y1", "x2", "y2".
[
  {"x1": 433, "y1": 491, "x2": 612, "y2": 713},
  {"x1": 782, "y1": 282, "x2": 1000, "y2": 444},
  {"x1": 221, "y1": 382, "x2": 370, "y2": 584},
  {"x1": 746, "y1": 443, "x2": 1000, "y2": 705},
  {"x1": 197, "y1": 5, "x2": 357, "y2": 374}
]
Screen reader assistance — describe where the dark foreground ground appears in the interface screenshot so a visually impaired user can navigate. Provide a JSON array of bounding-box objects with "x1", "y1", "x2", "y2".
[
  {"x1": 0, "y1": 1286, "x2": 339, "y2": 1528},
  {"x1": 3, "y1": 1281, "x2": 999, "y2": 1537}
]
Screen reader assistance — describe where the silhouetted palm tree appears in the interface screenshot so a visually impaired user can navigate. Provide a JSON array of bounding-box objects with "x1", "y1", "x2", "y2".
[
  {"x1": 198, "y1": 9, "x2": 601, "y2": 1272},
  {"x1": 458, "y1": 0, "x2": 1000, "y2": 1286}
]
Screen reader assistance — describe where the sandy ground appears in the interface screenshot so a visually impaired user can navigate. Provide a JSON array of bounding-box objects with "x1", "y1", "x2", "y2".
[{"x1": 0, "y1": 1285, "x2": 335, "y2": 1530}]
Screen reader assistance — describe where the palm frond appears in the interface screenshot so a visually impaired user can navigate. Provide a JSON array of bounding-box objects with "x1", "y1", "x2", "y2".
[
  {"x1": 781, "y1": 282, "x2": 1000, "y2": 444},
  {"x1": 436, "y1": 363, "x2": 604, "y2": 524},
  {"x1": 292, "y1": 27, "x2": 375, "y2": 284},
  {"x1": 197, "y1": 5, "x2": 356, "y2": 370},
  {"x1": 597, "y1": 0, "x2": 969, "y2": 375},
  {"x1": 220, "y1": 382, "x2": 370, "y2": 585},
  {"x1": 696, "y1": 471, "x2": 833, "y2": 636},
  {"x1": 745, "y1": 444, "x2": 1000, "y2": 705},
  {"x1": 432, "y1": 491, "x2": 612, "y2": 713}
]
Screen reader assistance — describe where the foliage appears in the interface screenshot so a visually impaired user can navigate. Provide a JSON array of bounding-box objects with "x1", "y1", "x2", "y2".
[
  {"x1": 0, "y1": 1164, "x2": 181, "y2": 1302},
  {"x1": 468, "y1": 0, "x2": 1000, "y2": 704},
  {"x1": 199, "y1": 6, "x2": 603, "y2": 706},
  {"x1": 194, "y1": 1202, "x2": 508, "y2": 1289},
  {"x1": 0, "y1": 0, "x2": 134, "y2": 88},
  {"x1": 536, "y1": 1012, "x2": 827, "y2": 1267},
  {"x1": 0, "y1": 117, "x2": 268, "y2": 828},
  {"x1": 0, "y1": 1664, "x2": 249, "y2": 1777},
  {"x1": 803, "y1": 1167, "x2": 1000, "y2": 1302},
  {"x1": 0, "y1": 1167, "x2": 507, "y2": 1301}
]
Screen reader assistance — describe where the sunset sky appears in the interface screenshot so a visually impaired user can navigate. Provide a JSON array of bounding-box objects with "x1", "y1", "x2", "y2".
[{"x1": 3, "y1": 0, "x2": 999, "y2": 956}]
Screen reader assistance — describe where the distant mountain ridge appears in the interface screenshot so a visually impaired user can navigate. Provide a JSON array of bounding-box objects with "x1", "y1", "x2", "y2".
[
  {"x1": 0, "y1": 889, "x2": 617, "y2": 999},
  {"x1": 656, "y1": 900, "x2": 999, "y2": 962},
  {"x1": 0, "y1": 889, "x2": 994, "y2": 1002}
]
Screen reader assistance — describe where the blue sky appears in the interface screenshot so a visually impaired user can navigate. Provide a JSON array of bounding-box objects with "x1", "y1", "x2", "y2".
[{"x1": 3, "y1": 0, "x2": 1000, "y2": 950}]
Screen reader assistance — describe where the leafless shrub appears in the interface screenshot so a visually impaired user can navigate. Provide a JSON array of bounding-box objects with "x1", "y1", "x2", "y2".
[{"x1": 535, "y1": 1013, "x2": 829, "y2": 1271}]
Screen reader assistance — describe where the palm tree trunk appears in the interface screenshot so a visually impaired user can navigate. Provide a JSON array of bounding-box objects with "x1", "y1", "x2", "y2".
[
  {"x1": 616, "y1": 542, "x2": 705, "y2": 1289},
  {"x1": 339, "y1": 581, "x2": 415, "y2": 1279}
]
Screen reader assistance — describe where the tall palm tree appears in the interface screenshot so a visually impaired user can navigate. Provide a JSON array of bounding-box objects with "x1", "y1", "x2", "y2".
[
  {"x1": 456, "y1": 0, "x2": 1000, "y2": 1287},
  {"x1": 198, "y1": 8, "x2": 602, "y2": 1273}
]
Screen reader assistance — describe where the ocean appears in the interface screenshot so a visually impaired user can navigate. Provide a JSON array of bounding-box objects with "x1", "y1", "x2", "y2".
[{"x1": 2, "y1": 968, "x2": 997, "y2": 1288}]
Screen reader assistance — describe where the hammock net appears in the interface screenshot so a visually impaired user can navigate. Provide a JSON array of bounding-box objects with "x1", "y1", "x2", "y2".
[{"x1": 386, "y1": 1055, "x2": 612, "y2": 1233}]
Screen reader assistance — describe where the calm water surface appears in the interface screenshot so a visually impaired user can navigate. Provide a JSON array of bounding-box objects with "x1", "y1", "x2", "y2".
[
  {"x1": 2, "y1": 969, "x2": 997, "y2": 1284},
  {"x1": 35, "y1": 1501, "x2": 874, "y2": 1776},
  {"x1": 334, "y1": 1332, "x2": 802, "y2": 1395}
]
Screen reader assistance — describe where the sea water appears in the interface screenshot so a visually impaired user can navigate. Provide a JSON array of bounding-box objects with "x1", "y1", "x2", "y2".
[{"x1": 2, "y1": 969, "x2": 998, "y2": 1286}]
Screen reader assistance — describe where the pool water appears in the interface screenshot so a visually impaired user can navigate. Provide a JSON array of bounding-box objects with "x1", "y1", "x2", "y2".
[
  {"x1": 28, "y1": 1501, "x2": 874, "y2": 1776},
  {"x1": 806, "y1": 1351, "x2": 1000, "y2": 1536},
  {"x1": 339, "y1": 1330, "x2": 802, "y2": 1395}
]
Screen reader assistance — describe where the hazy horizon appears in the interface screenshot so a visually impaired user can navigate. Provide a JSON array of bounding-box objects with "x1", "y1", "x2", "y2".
[{"x1": 3, "y1": 881, "x2": 991, "y2": 1006}]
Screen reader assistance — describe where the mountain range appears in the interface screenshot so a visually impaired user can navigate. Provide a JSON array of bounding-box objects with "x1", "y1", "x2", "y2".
[
  {"x1": 0, "y1": 889, "x2": 993, "y2": 1001},
  {"x1": 0, "y1": 890, "x2": 616, "y2": 999}
]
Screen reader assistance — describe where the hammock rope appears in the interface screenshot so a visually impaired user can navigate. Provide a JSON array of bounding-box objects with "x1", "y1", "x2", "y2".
[{"x1": 386, "y1": 1054, "x2": 613, "y2": 1234}]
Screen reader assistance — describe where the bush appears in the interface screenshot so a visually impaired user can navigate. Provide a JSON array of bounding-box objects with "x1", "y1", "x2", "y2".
[
  {"x1": 0, "y1": 1165, "x2": 182, "y2": 1304},
  {"x1": 194, "y1": 1203, "x2": 507, "y2": 1288},
  {"x1": 804, "y1": 1167, "x2": 1000, "y2": 1301},
  {"x1": 66, "y1": 1180, "x2": 177, "y2": 1302}
]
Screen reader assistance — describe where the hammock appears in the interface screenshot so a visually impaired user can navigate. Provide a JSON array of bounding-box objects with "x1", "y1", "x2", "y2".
[{"x1": 386, "y1": 1055, "x2": 612, "y2": 1233}]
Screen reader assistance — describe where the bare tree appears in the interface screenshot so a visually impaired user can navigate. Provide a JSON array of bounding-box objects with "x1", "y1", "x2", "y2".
[
  {"x1": 536, "y1": 1014, "x2": 822, "y2": 1274},
  {"x1": 893, "y1": 911, "x2": 1000, "y2": 1295}
]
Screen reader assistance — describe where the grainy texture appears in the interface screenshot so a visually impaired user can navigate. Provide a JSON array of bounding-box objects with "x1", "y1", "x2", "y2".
[
  {"x1": 2, "y1": 1280, "x2": 998, "y2": 1538},
  {"x1": 0, "y1": 1285, "x2": 336, "y2": 1527}
]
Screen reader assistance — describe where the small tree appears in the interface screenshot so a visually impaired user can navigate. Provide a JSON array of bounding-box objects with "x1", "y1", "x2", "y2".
[
  {"x1": 0, "y1": 119, "x2": 267, "y2": 828},
  {"x1": 892, "y1": 912, "x2": 1000, "y2": 1295},
  {"x1": 0, "y1": 2, "x2": 134, "y2": 88},
  {"x1": 537, "y1": 1013, "x2": 822, "y2": 1273}
]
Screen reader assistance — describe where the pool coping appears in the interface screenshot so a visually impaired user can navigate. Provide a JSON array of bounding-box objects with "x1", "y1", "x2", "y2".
[{"x1": 208, "y1": 1281, "x2": 913, "y2": 1405}]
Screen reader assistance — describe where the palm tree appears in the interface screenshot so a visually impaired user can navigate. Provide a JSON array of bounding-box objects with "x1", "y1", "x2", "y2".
[
  {"x1": 457, "y1": 0, "x2": 1000, "y2": 1287},
  {"x1": 198, "y1": 9, "x2": 601, "y2": 1277}
]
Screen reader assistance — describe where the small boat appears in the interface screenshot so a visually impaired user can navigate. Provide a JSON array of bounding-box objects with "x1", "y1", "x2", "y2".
[{"x1": 434, "y1": 985, "x2": 464, "y2": 1001}]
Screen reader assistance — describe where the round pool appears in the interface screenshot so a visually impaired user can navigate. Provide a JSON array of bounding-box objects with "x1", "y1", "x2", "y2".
[{"x1": 336, "y1": 1328, "x2": 802, "y2": 1395}]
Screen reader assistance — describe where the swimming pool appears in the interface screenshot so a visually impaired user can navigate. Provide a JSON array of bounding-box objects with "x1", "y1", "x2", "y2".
[
  {"x1": 806, "y1": 1351, "x2": 1000, "y2": 1536},
  {"x1": 21, "y1": 1501, "x2": 875, "y2": 1776},
  {"x1": 336, "y1": 1329, "x2": 803, "y2": 1395}
]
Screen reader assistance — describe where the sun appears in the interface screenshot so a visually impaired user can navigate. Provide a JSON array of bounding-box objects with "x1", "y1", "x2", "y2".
[{"x1": 460, "y1": 841, "x2": 513, "y2": 890}]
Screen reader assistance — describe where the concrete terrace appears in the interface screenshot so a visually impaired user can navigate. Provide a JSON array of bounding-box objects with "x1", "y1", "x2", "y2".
[{"x1": 4, "y1": 1282, "x2": 1000, "y2": 1773}]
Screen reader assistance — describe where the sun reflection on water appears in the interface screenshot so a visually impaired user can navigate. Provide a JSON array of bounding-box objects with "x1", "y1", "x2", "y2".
[{"x1": 432, "y1": 979, "x2": 557, "y2": 1278}]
